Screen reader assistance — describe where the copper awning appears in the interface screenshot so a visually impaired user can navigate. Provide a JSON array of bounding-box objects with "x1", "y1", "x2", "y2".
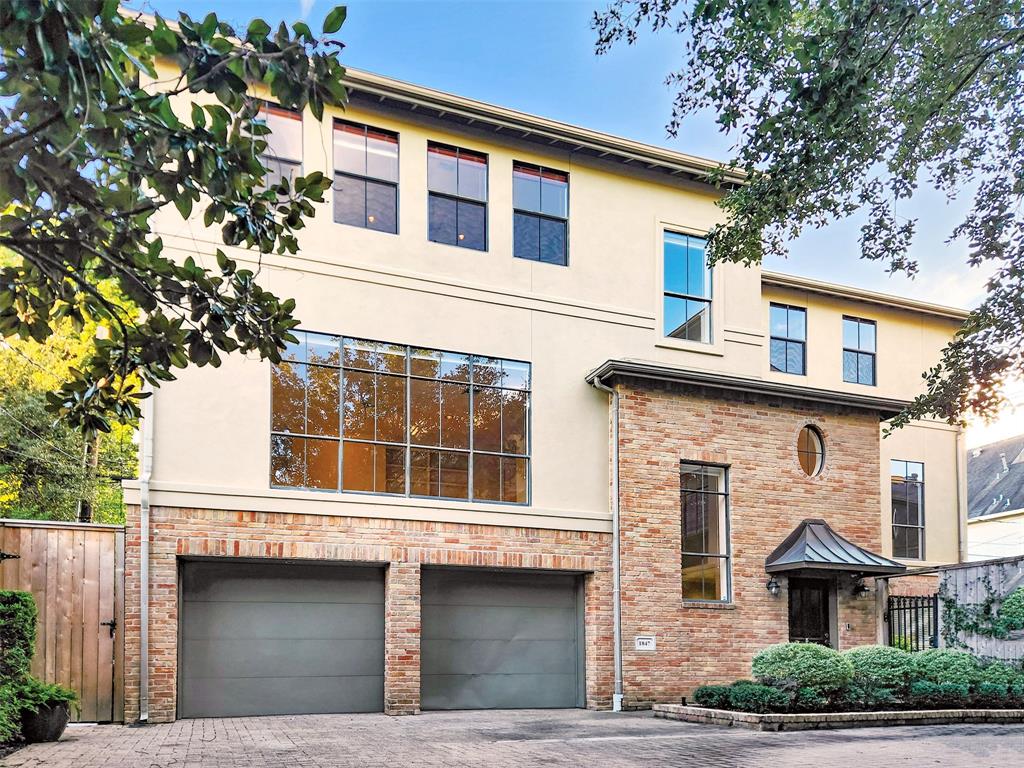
[{"x1": 765, "y1": 519, "x2": 906, "y2": 575}]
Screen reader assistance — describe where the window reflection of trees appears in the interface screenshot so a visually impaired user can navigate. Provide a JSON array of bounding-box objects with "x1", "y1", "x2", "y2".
[{"x1": 270, "y1": 332, "x2": 530, "y2": 503}]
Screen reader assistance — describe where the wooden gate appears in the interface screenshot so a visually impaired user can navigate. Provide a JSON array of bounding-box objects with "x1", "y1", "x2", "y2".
[{"x1": 0, "y1": 519, "x2": 124, "y2": 722}]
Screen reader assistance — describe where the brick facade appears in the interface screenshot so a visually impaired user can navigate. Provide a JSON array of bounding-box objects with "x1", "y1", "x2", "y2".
[
  {"x1": 615, "y1": 379, "x2": 885, "y2": 707},
  {"x1": 123, "y1": 506, "x2": 612, "y2": 723}
]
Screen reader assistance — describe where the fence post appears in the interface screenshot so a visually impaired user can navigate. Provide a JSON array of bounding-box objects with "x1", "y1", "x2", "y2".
[{"x1": 875, "y1": 577, "x2": 889, "y2": 645}]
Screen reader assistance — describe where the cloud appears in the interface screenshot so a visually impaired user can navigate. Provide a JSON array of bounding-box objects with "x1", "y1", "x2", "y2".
[{"x1": 299, "y1": 0, "x2": 316, "y2": 20}]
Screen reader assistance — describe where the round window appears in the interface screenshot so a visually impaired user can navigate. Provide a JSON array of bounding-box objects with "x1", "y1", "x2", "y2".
[{"x1": 797, "y1": 425, "x2": 825, "y2": 476}]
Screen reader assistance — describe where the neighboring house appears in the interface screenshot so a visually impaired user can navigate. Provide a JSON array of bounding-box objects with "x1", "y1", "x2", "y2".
[
  {"x1": 121, "y1": 67, "x2": 969, "y2": 723},
  {"x1": 967, "y1": 435, "x2": 1024, "y2": 561}
]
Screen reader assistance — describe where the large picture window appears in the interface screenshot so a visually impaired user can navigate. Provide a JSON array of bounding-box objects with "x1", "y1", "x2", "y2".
[
  {"x1": 513, "y1": 162, "x2": 569, "y2": 265},
  {"x1": 843, "y1": 316, "x2": 877, "y2": 385},
  {"x1": 770, "y1": 303, "x2": 807, "y2": 375},
  {"x1": 271, "y1": 332, "x2": 530, "y2": 504},
  {"x1": 891, "y1": 460, "x2": 925, "y2": 559},
  {"x1": 256, "y1": 103, "x2": 302, "y2": 189},
  {"x1": 681, "y1": 463, "x2": 731, "y2": 601},
  {"x1": 663, "y1": 231, "x2": 711, "y2": 343},
  {"x1": 428, "y1": 143, "x2": 487, "y2": 251},
  {"x1": 333, "y1": 120, "x2": 399, "y2": 233}
]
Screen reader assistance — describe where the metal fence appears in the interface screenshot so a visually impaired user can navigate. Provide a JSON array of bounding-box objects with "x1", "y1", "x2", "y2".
[{"x1": 886, "y1": 594, "x2": 939, "y2": 652}]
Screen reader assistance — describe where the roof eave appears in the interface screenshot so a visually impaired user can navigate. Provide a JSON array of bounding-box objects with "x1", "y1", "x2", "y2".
[{"x1": 765, "y1": 560, "x2": 906, "y2": 576}]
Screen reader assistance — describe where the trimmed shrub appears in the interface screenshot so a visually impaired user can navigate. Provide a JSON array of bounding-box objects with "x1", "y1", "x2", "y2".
[
  {"x1": 910, "y1": 649, "x2": 980, "y2": 687},
  {"x1": 752, "y1": 643, "x2": 853, "y2": 691},
  {"x1": 0, "y1": 591, "x2": 37, "y2": 682},
  {"x1": 843, "y1": 645, "x2": 912, "y2": 689},
  {"x1": 1000, "y1": 587, "x2": 1024, "y2": 631},
  {"x1": 909, "y1": 681, "x2": 970, "y2": 709},
  {"x1": 726, "y1": 683, "x2": 789, "y2": 713},
  {"x1": 791, "y1": 687, "x2": 828, "y2": 713},
  {"x1": 978, "y1": 660, "x2": 1018, "y2": 686},
  {"x1": 972, "y1": 682, "x2": 1010, "y2": 708},
  {"x1": 837, "y1": 682, "x2": 899, "y2": 711},
  {"x1": 692, "y1": 685, "x2": 731, "y2": 710},
  {"x1": 0, "y1": 685, "x2": 19, "y2": 743},
  {"x1": 1010, "y1": 680, "x2": 1024, "y2": 705}
]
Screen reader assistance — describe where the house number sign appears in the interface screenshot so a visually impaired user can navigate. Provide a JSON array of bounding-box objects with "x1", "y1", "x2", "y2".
[{"x1": 634, "y1": 635, "x2": 657, "y2": 651}]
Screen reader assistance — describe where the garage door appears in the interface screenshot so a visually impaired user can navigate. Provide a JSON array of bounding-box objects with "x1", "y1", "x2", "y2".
[
  {"x1": 179, "y1": 560, "x2": 384, "y2": 718},
  {"x1": 421, "y1": 569, "x2": 584, "y2": 709}
]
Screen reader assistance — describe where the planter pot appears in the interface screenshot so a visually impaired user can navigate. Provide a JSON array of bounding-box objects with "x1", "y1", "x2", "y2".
[{"x1": 20, "y1": 702, "x2": 70, "y2": 743}]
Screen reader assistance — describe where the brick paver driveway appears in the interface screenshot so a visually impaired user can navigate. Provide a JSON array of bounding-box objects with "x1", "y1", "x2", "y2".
[{"x1": 4, "y1": 710, "x2": 1022, "y2": 768}]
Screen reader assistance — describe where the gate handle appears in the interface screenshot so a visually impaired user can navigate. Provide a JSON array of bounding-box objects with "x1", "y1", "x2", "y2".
[{"x1": 100, "y1": 618, "x2": 116, "y2": 638}]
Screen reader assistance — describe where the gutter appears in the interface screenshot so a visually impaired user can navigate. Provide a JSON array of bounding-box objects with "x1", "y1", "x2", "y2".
[
  {"x1": 138, "y1": 386, "x2": 155, "y2": 723},
  {"x1": 588, "y1": 375, "x2": 624, "y2": 712},
  {"x1": 955, "y1": 428, "x2": 968, "y2": 563}
]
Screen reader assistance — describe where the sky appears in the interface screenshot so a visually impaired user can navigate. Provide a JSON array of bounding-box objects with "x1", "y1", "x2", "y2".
[{"x1": 138, "y1": 0, "x2": 1016, "y2": 444}]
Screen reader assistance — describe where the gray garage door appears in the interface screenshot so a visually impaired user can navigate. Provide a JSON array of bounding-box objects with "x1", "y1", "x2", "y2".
[
  {"x1": 179, "y1": 560, "x2": 384, "y2": 718},
  {"x1": 421, "y1": 569, "x2": 584, "y2": 710}
]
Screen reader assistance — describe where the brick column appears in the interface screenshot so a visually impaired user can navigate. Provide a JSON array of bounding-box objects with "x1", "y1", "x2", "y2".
[{"x1": 384, "y1": 561, "x2": 421, "y2": 715}]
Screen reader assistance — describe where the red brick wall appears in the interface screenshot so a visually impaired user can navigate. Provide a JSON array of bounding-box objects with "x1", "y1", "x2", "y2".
[
  {"x1": 123, "y1": 505, "x2": 612, "y2": 723},
  {"x1": 888, "y1": 573, "x2": 940, "y2": 596},
  {"x1": 615, "y1": 379, "x2": 884, "y2": 707}
]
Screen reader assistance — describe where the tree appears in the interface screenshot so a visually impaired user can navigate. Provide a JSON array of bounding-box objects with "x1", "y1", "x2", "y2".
[
  {"x1": 594, "y1": 0, "x2": 1024, "y2": 427},
  {"x1": 0, "y1": 1, "x2": 350, "y2": 434}
]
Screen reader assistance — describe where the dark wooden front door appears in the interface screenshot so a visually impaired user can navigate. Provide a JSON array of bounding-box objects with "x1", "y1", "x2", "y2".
[{"x1": 788, "y1": 578, "x2": 832, "y2": 646}]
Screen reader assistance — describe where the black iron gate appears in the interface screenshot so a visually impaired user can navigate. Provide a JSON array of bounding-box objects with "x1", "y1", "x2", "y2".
[{"x1": 886, "y1": 594, "x2": 939, "y2": 651}]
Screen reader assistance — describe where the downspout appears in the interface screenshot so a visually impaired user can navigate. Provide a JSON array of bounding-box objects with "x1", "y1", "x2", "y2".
[
  {"x1": 138, "y1": 386, "x2": 155, "y2": 723},
  {"x1": 589, "y1": 376, "x2": 624, "y2": 712},
  {"x1": 954, "y1": 427, "x2": 968, "y2": 563}
]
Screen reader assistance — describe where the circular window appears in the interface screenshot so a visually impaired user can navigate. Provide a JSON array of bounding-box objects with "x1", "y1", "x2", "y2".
[{"x1": 797, "y1": 425, "x2": 825, "y2": 476}]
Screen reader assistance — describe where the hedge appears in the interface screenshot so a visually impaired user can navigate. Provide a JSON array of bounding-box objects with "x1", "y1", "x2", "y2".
[
  {"x1": 843, "y1": 645, "x2": 912, "y2": 689},
  {"x1": 0, "y1": 591, "x2": 37, "y2": 682},
  {"x1": 752, "y1": 642, "x2": 853, "y2": 691},
  {"x1": 911, "y1": 649, "x2": 980, "y2": 687},
  {"x1": 726, "y1": 683, "x2": 789, "y2": 713},
  {"x1": 692, "y1": 685, "x2": 730, "y2": 709}
]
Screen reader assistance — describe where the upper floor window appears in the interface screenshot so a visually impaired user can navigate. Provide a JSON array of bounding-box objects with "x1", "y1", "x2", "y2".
[
  {"x1": 333, "y1": 120, "x2": 399, "y2": 234},
  {"x1": 663, "y1": 231, "x2": 711, "y2": 343},
  {"x1": 256, "y1": 103, "x2": 302, "y2": 189},
  {"x1": 770, "y1": 303, "x2": 807, "y2": 375},
  {"x1": 427, "y1": 143, "x2": 487, "y2": 251},
  {"x1": 513, "y1": 162, "x2": 568, "y2": 265},
  {"x1": 843, "y1": 316, "x2": 876, "y2": 385},
  {"x1": 270, "y1": 332, "x2": 530, "y2": 504},
  {"x1": 891, "y1": 460, "x2": 925, "y2": 559},
  {"x1": 681, "y1": 463, "x2": 731, "y2": 601}
]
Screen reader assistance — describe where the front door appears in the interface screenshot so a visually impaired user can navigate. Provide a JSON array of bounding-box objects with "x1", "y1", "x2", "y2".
[{"x1": 788, "y1": 577, "x2": 832, "y2": 646}]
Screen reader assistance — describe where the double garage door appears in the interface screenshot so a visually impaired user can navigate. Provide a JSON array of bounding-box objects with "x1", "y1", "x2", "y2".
[{"x1": 178, "y1": 561, "x2": 583, "y2": 717}]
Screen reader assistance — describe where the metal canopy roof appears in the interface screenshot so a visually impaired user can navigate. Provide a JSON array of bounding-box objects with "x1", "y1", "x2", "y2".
[{"x1": 765, "y1": 519, "x2": 906, "y2": 575}]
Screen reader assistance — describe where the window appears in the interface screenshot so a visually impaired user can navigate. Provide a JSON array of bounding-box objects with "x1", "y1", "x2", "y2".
[
  {"x1": 270, "y1": 331, "x2": 530, "y2": 503},
  {"x1": 663, "y1": 231, "x2": 711, "y2": 343},
  {"x1": 892, "y1": 460, "x2": 925, "y2": 559},
  {"x1": 797, "y1": 425, "x2": 825, "y2": 476},
  {"x1": 680, "y1": 463, "x2": 730, "y2": 601},
  {"x1": 513, "y1": 162, "x2": 568, "y2": 265},
  {"x1": 333, "y1": 120, "x2": 399, "y2": 233},
  {"x1": 427, "y1": 143, "x2": 487, "y2": 250},
  {"x1": 770, "y1": 304, "x2": 806, "y2": 375},
  {"x1": 256, "y1": 103, "x2": 302, "y2": 189},
  {"x1": 843, "y1": 316, "x2": 876, "y2": 385}
]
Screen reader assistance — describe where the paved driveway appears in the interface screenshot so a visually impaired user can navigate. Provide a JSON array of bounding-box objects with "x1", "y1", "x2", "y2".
[{"x1": 4, "y1": 710, "x2": 1023, "y2": 768}]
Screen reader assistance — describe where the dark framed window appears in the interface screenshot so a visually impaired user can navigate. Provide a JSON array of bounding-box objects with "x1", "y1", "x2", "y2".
[
  {"x1": 797, "y1": 425, "x2": 825, "y2": 476},
  {"x1": 892, "y1": 460, "x2": 925, "y2": 559},
  {"x1": 333, "y1": 120, "x2": 399, "y2": 234},
  {"x1": 256, "y1": 103, "x2": 302, "y2": 190},
  {"x1": 513, "y1": 162, "x2": 568, "y2": 265},
  {"x1": 270, "y1": 331, "x2": 530, "y2": 504},
  {"x1": 843, "y1": 316, "x2": 876, "y2": 385},
  {"x1": 770, "y1": 303, "x2": 807, "y2": 374},
  {"x1": 427, "y1": 143, "x2": 487, "y2": 251},
  {"x1": 663, "y1": 231, "x2": 711, "y2": 343},
  {"x1": 681, "y1": 463, "x2": 730, "y2": 601}
]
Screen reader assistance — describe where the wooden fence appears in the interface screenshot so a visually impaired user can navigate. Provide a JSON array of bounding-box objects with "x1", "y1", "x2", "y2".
[
  {"x1": 938, "y1": 555, "x2": 1024, "y2": 662},
  {"x1": 0, "y1": 519, "x2": 125, "y2": 723}
]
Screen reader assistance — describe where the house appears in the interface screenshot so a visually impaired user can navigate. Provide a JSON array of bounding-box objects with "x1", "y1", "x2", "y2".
[
  {"x1": 967, "y1": 435, "x2": 1024, "y2": 561},
  {"x1": 121, "y1": 68, "x2": 969, "y2": 722}
]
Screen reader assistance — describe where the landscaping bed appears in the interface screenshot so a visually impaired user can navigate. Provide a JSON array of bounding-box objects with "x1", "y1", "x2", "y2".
[{"x1": 670, "y1": 642, "x2": 1024, "y2": 730}]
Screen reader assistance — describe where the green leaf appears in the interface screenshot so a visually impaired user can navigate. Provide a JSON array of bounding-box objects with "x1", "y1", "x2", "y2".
[
  {"x1": 322, "y1": 6, "x2": 347, "y2": 34},
  {"x1": 247, "y1": 18, "x2": 271, "y2": 41}
]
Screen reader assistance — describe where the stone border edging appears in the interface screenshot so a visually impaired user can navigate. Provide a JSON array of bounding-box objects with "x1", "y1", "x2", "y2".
[{"x1": 652, "y1": 704, "x2": 1024, "y2": 731}]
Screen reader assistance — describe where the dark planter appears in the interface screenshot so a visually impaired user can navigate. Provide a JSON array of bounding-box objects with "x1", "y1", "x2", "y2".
[{"x1": 20, "y1": 702, "x2": 70, "y2": 743}]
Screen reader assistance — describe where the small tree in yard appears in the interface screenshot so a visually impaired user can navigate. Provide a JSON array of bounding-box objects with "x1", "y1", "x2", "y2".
[
  {"x1": 595, "y1": 0, "x2": 1024, "y2": 428},
  {"x1": 0, "y1": 1, "x2": 350, "y2": 434}
]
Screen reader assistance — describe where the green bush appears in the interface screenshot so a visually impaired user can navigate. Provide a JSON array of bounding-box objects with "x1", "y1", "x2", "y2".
[
  {"x1": 910, "y1": 649, "x2": 980, "y2": 687},
  {"x1": 1010, "y1": 680, "x2": 1024, "y2": 705},
  {"x1": 752, "y1": 643, "x2": 853, "y2": 691},
  {"x1": 0, "y1": 591, "x2": 37, "y2": 682},
  {"x1": 1000, "y1": 587, "x2": 1024, "y2": 631},
  {"x1": 978, "y1": 660, "x2": 1018, "y2": 686},
  {"x1": 692, "y1": 685, "x2": 731, "y2": 709},
  {"x1": 727, "y1": 683, "x2": 789, "y2": 713},
  {"x1": 909, "y1": 681, "x2": 970, "y2": 708},
  {"x1": 0, "y1": 685, "x2": 19, "y2": 743},
  {"x1": 973, "y1": 682, "x2": 1010, "y2": 708},
  {"x1": 843, "y1": 645, "x2": 912, "y2": 689},
  {"x1": 14, "y1": 676, "x2": 77, "y2": 715},
  {"x1": 791, "y1": 687, "x2": 828, "y2": 713}
]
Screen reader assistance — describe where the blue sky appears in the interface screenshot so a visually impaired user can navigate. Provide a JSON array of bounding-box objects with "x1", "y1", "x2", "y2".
[{"x1": 140, "y1": 0, "x2": 989, "y2": 310}]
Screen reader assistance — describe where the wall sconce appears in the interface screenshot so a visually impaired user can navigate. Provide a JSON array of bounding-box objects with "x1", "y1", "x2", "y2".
[
  {"x1": 852, "y1": 578, "x2": 870, "y2": 597},
  {"x1": 766, "y1": 576, "x2": 781, "y2": 597}
]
